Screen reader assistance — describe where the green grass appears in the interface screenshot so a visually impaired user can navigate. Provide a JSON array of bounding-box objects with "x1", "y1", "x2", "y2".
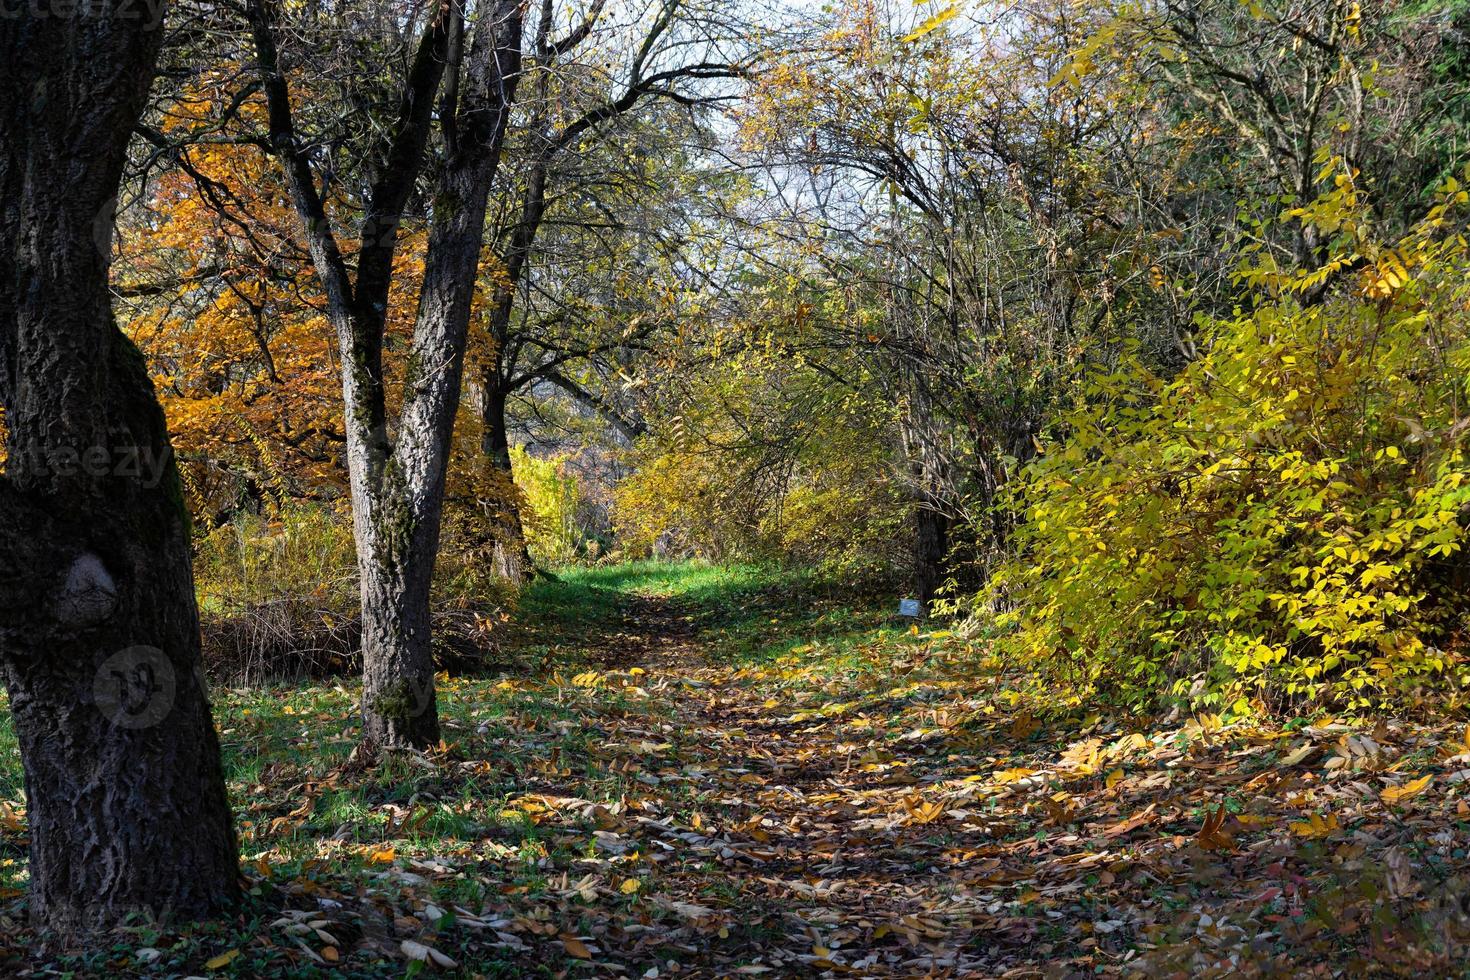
[
  {"x1": 0, "y1": 559, "x2": 902, "y2": 976},
  {"x1": 547, "y1": 559, "x2": 779, "y2": 598},
  {"x1": 513, "y1": 559, "x2": 778, "y2": 631},
  {"x1": 0, "y1": 560, "x2": 1461, "y2": 975},
  {"x1": 511, "y1": 558, "x2": 899, "y2": 669}
]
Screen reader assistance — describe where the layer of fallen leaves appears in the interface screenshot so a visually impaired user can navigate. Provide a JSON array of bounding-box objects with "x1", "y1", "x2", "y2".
[{"x1": 2, "y1": 596, "x2": 1470, "y2": 976}]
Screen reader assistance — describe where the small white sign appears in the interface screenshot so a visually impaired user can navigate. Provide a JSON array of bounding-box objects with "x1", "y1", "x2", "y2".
[{"x1": 898, "y1": 598, "x2": 922, "y2": 617}]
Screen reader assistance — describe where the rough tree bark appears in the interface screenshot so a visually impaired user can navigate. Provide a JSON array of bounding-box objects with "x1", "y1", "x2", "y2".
[
  {"x1": 250, "y1": 0, "x2": 525, "y2": 747},
  {"x1": 913, "y1": 495, "x2": 950, "y2": 609},
  {"x1": 0, "y1": 4, "x2": 239, "y2": 936}
]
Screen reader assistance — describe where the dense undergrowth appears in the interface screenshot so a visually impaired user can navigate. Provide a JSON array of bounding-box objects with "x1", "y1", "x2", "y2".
[
  {"x1": 194, "y1": 504, "x2": 515, "y2": 682},
  {"x1": 978, "y1": 176, "x2": 1470, "y2": 717}
]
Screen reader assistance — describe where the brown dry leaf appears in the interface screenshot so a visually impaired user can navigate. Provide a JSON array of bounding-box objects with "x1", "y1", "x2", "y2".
[
  {"x1": 1196, "y1": 803, "x2": 1234, "y2": 852},
  {"x1": 1010, "y1": 712, "x2": 1038, "y2": 738},
  {"x1": 1102, "y1": 802, "x2": 1157, "y2": 837},
  {"x1": 561, "y1": 934, "x2": 593, "y2": 959}
]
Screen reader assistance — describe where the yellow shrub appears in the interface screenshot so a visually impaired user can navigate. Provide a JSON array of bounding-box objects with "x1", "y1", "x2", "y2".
[
  {"x1": 993, "y1": 174, "x2": 1470, "y2": 711},
  {"x1": 510, "y1": 445, "x2": 584, "y2": 566}
]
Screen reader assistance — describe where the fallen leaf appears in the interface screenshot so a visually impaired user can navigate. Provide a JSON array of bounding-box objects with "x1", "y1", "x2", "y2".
[
  {"x1": 205, "y1": 949, "x2": 241, "y2": 971},
  {"x1": 1381, "y1": 774, "x2": 1432, "y2": 805},
  {"x1": 401, "y1": 939, "x2": 457, "y2": 968}
]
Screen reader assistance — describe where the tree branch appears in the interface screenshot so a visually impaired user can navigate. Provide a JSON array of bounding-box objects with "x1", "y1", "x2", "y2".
[
  {"x1": 354, "y1": 1, "x2": 456, "y2": 332},
  {"x1": 542, "y1": 370, "x2": 647, "y2": 441},
  {"x1": 546, "y1": 0, "x2": 609, "y2": 61},
  {"x1": 244, "y1": 0, "x2": 356, "y2": 324}
]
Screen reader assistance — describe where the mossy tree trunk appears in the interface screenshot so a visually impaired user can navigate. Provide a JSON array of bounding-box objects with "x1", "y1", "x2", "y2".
[{"x1": 0, "y1": 6, "x2": 240, "y2": 937}]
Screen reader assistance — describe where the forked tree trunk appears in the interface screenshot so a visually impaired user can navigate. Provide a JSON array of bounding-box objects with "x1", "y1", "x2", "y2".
[
  {"x1": 355, "y1": 6, "x2": 524, "y2": 746},
  {"x1": 0, "y1": 8, "x2": 239, "y2": 937},
  {"x1": 251, "y1": 0, "x2": 524, "y2": 749}
]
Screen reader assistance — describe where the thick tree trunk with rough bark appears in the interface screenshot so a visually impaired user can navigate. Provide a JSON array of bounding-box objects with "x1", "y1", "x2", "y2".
[
  {"x1": 356, "y1": 520, "x2": 440, "y2": 747},
  {"x1": 0, "y1": 6, "x2": 239, "y2": 937}
]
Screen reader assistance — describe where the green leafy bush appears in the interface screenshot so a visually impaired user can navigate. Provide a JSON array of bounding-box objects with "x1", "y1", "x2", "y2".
[{"x1": 510, "y1": 445, "x2": 588, "y2": 566}]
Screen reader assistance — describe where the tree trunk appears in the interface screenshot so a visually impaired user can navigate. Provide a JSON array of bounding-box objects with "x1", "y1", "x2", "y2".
[
  {"x1": 476, "y1": 140, "x2": 547, "y2": 586},
  {"x1": 914, "y1": 499, "x2": 950, "y2": 609},
  {"x1": 356, "y1": 514, "x2": 440, "y2": 747},
  {"x1": 357, "y1": 6, "x2": 525, "y2": 745},
  {"x1": 480, "y1": 382, "x2": 534, "y2": 584},
  {"x1": 250, "y1": 0, "x2": 524, "y2": 749},
  {"x1": 897, "y1": 346, "x2": 952, "y2": 610},
  {"x1": 0, "y1": 8, "x2": 239, "y2": 937}
]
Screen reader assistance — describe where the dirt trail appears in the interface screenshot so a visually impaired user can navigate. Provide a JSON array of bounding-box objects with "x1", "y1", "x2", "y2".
[
  {"x1": 591, "y1": 592, "x2": 706, "y2": 672},
  {"x1": 579, "y1": 590, "x2": 997, "y2": 976},
  {"x1": 565, "y1": 593, "x2": 1470, "y2": 977}
]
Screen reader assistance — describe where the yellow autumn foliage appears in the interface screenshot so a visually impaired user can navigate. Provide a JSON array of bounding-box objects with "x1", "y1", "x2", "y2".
[{"x1": 990, "y1": 171, "x2": 1470, "y2": 711}]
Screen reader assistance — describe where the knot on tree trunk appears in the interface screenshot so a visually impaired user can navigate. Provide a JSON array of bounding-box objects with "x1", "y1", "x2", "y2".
[{"x1": 51, "y1": 552, "x2": 119, "y2": 628}]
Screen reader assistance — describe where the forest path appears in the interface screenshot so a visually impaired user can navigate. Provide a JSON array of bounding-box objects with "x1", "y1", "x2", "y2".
[
  {"x1": 485, "y1": 568, "x2": 1470, "y2": 976},
  {"x1": 547, "y1": 583, "x2": 998, "y2": 976},
  {"x1": 168, "y1": 564, "x2": 1470, "y2": 977}
]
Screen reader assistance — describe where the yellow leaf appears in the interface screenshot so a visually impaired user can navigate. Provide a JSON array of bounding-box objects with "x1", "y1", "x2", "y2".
[
  {"x1": 1280, "y1": 744, "x2": 1316, "y2": 767},
  {"x1": 901, "y1": 4, "x2": 961, "y2": 43},
  {"x1": 620, "y1": 878, "x2": 641, "y2": 894},
  {"x1": 1105, "y1": 769, "x2": 1125, "y2": 790},
  {"x1": 904, "y1": 798, "x2": 947, "y2": 824},
  {"x1": 367, "y1": 846, "x2": 395, "y2": 865},
  {"x1": 992, "y1": 767, "x2": 1038, "y2": 785},
  {"x1": 1289, "y1": 812, "x2": 1339, "y2": 839},
  {"x1": 205, "y1": 949, "x2": 241, "y2": 971},
  {"x1": 1381, "y1": 774, "x2": 1432, "y2": 805}
]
